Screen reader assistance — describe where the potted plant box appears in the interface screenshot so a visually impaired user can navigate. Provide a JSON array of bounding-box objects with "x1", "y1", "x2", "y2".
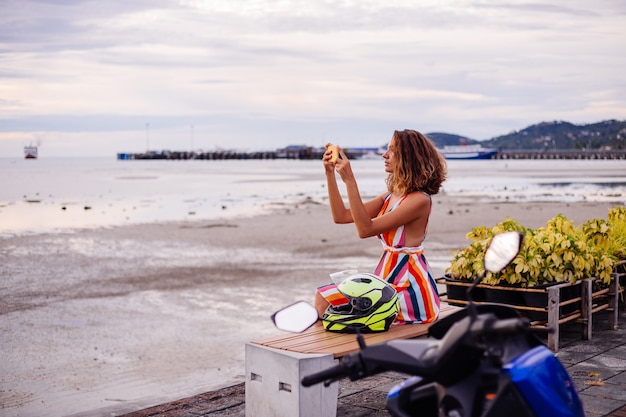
[
  {"x1": 443, "y1": 209, "x2": 625, "y2": 351},
  {"x1": 439, "y1": 276, "x2": 581, "y2": 322}
]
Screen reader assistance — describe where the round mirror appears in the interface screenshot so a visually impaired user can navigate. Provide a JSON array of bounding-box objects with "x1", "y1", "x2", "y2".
[
  {"x1": 271, "y1": 301, "x2": 319, "y2": 333},
  {"x1": 484, "y1": 232, "x2": 523, "y2": 273}
]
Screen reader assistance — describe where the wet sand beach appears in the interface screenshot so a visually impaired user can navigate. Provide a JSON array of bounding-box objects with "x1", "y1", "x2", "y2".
[{"x1": 0, "y1": 195, "x2": 622, "y2": 417}]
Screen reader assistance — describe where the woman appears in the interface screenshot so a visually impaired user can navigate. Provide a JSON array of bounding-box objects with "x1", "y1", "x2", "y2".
[{"x1": 315, "y1": 129, "x2": 447, "y2": 324}]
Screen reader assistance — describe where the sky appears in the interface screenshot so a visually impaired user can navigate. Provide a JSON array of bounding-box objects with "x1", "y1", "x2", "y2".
[{"x1": 1, "y1": 0, "x2": 625, "y2": 157}]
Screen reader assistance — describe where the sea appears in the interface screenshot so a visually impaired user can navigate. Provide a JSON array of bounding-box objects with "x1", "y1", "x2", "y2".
[{"x1": 2, "y1": 157, "x2": 625, "y2": 236}]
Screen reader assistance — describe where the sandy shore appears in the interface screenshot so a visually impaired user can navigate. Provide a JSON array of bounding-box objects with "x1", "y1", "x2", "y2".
[{"x1": 0, "y1": 195, "x2": 622, "y2": 417}]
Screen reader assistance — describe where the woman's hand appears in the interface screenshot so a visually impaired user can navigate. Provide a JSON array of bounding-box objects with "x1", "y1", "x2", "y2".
[
  {"x1": 334, "y1": 149, "x2": 355, "y2": 184},
  {"x1": 322, "y1": 143, "x2": 338, "y2": 174}
]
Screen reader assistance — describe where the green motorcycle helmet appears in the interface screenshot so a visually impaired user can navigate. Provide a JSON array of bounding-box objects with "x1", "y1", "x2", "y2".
[{"x1": 322, "y1": 273, "x2": 399, "y2": 333}]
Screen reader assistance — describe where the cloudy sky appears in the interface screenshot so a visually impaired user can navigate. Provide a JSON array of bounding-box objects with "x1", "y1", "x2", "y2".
[{"x1": 1, "y1": 0, "x2": 625, "y2": 157}]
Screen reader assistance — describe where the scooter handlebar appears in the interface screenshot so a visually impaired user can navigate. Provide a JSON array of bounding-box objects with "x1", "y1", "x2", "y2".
[
  {"x1": 301, "y1": 316, "x2": 535, "y2": 388},
  {"x1": 301, "y1": 363, "x2": 348, "y2": 387},
  {"x1": 477, "y1": 317, "x2": 530, "y2": 334}
]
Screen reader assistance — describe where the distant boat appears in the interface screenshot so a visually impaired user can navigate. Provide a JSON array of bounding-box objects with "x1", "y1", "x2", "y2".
[
  {"x1": 24, "y1": 145, "x2": 38, "y2": 159},
  {"x1": 438, "y1": 144, "x2": 498, "y2": 160}
]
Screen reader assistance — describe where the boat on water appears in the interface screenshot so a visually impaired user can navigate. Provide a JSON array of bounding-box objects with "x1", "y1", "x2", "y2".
[
  {"x1": 438, "y1": 144, "x2": 498, "y2": 160},
  {"x1": 24, "y1": 145, "x2": 38, "y2": 159}
]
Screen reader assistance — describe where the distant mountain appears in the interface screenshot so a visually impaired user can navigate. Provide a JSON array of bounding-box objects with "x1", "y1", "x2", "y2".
[
  {"x1": 425, "y1": 132, "x2": 479, "y2": 147},
  {"x1": 427, "y1": 120, "x2": 626, "y2": 150}
]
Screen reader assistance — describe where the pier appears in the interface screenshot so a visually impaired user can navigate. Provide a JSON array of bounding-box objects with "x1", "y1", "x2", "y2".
[
  {"x1": 117, "y1": 148, "x2": 357, "y2": 161},
  {"x1": 117, "y1": 150, "x2": 282, "y2": 160},
  {"x1": 117, "y1": 148, "x2": 626, "y2": 161},
  {"x1": 495, "y1": 149, "x2": 626, "y2": 160}
]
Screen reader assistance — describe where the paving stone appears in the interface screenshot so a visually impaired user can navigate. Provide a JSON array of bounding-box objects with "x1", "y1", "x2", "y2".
[
  {"x1": 606, "y1": 371, "x2": 626, "y2": 385},
  {"x1": 580, "y1": 393, "x2": 625, "y2": 417},
  {"x1": 584, "y1": 384, "x2": 626, "y2": 401}
]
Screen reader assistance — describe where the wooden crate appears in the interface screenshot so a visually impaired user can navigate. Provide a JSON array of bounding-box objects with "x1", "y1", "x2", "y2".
[{"x1": 438, "y1": 273, "x2": 621, "y2": 352}]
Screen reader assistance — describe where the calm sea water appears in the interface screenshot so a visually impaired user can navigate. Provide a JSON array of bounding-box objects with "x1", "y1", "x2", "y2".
[{"x1": 1, "y1": 157, "x2": 625, "y2": 235}]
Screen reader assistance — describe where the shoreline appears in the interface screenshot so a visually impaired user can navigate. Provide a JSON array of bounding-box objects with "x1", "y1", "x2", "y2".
[
  {"x1": 3, "y1": 157, "x2": 626, "y2": 238},
  {"x1": 1, "y1": 197, "x2": 623, "y2": 417}
]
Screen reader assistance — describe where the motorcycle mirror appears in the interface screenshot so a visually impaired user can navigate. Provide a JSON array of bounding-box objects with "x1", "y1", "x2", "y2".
[
  {"x1": 484, "y1": 231, "x2": 524, "y2": 273},
  {"x1": 467, "y1": 231, "x2": 523, "y2": 321},
  {"x1": 271, "y1": 301, "x2": 319, "y2": 333}
]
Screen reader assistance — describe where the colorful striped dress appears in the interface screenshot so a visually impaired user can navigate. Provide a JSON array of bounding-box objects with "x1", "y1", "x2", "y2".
[
  {"x1": 373, "y1": 194, "x2": 440, "y2": 324},
  {"x1": 318, "y1": 193, "x2": 440, "y2": 324}
]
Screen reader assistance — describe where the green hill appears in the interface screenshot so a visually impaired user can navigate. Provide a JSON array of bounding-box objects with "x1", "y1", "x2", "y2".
[
  {"x1": 427, "y1": 119, "x2": 626, "y2": 150},
  {"x1": 424, "y1": 132, "x2": 479, "y2": 147}
]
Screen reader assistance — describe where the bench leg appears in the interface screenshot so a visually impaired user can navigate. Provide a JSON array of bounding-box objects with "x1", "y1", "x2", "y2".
[
  {"x1": 547, "y1": 286, "x2": 560, "y2": 352},
  {"x1": 608, "y1": 273, "x2": 619, "y2": 330},
  {"x1": 245, "y1": 343, "x2": 339, "y2": 417},
  {"x1": 581, "y1": 278, "x2": 592, "y2": 341}
]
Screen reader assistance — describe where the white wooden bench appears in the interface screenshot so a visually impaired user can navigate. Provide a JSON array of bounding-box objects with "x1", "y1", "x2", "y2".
[{"x1": 244, "y1": 303, "x2": 461, "y2": 417}]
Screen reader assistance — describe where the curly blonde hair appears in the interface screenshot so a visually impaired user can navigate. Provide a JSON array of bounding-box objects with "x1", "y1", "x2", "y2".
[{"x1": 385, "y1": 129, "x2": 447, "y2": 196}]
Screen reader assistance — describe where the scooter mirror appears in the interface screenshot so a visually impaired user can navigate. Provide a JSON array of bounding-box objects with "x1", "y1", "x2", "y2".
[
  {"x1": 484, "y1": 231, "x2": 523, "y2": 273},
  {"x1": 271, "y1": 301, "x2": 319, "y2": 333}
]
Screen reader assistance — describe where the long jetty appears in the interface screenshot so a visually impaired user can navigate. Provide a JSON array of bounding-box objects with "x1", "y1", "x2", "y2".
[
  {"x1": 117, "y1": 148, "x2": 365, "y2": 160},
  {"x1": 495, "y1": 149, "x2": 626, "y2": 160},
  {"x1": 117, "y1": 148, "x2": 626, "y2": 161}
]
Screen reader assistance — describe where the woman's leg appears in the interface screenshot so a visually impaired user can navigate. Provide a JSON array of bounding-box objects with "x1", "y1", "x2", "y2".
[{"x1": 314, "y1": 291, "x2": 330, "y2": 317}]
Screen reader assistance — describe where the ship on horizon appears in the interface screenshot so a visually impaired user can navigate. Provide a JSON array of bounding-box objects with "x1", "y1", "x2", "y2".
[
  {"x1": 24, "y1": 145, "x2": 38, "y2": 159},
  {"x1": 437, "y1": 144, "x2": 498, "y2": 160}
]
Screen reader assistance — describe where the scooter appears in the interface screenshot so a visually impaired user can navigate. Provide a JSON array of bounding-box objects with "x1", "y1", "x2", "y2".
[{"x1": 271, "y1": 232, "x2": 585, "y2": 417}]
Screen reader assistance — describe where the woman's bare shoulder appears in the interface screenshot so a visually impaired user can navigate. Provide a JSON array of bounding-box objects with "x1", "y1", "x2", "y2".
[{"x1": 405, "y1": 191, "x2": 431, "y2": 204}]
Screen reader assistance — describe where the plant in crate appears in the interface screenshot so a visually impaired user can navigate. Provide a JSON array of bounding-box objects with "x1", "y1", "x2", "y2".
[
  {"x1": 605, "y1": 207, "x2": 626, "y2": 296},
  {"x1": 444, "y1": 210, "x2": 625, "y2": 319},
  {"x1": 607, "y1": 206, "x2": 626, "y2": 261},
  {"x1": 447, "y1": 214, "x2": 613, "y2": 287}
]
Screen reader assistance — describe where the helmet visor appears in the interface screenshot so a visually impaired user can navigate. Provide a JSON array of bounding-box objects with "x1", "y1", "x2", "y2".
[{"x1": 341, "y1": 285, "x2": 397, "y2": 316}]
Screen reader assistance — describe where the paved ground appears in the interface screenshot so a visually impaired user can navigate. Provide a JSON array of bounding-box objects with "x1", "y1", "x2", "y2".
[{"x1": 120, "y1": 307, "x2": 626, "y2": 417}]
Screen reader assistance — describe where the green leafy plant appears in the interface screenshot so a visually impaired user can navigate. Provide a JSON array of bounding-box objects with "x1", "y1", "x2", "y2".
[
  {"x1": 580, "y1": 218, "x2": 615, "y2": 284},
  {"x1": 447, "y1": 207, "x2": 626, "y2": 287},
  {"x1": 607, "y1": 206, "x2": 626, "y2": 260}
]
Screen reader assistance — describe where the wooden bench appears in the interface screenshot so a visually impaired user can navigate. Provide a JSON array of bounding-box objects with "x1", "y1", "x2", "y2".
[{"x1": 244, "y1": 303, "x2": 461, "y2": 417}]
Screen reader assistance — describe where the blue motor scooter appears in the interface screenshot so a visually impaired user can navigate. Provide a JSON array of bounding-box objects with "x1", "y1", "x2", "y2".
[{"x1": 272, "y1": 232, "x2": 585, "y2": 417}]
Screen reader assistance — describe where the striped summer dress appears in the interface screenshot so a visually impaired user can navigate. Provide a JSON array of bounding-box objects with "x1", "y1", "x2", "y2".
[
  {"x1": 373, "y1": 193, "x2": 440, "y2": 324},
  {"x1": 317, "y1": 193, "x2": 440, "y2": 324}
]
